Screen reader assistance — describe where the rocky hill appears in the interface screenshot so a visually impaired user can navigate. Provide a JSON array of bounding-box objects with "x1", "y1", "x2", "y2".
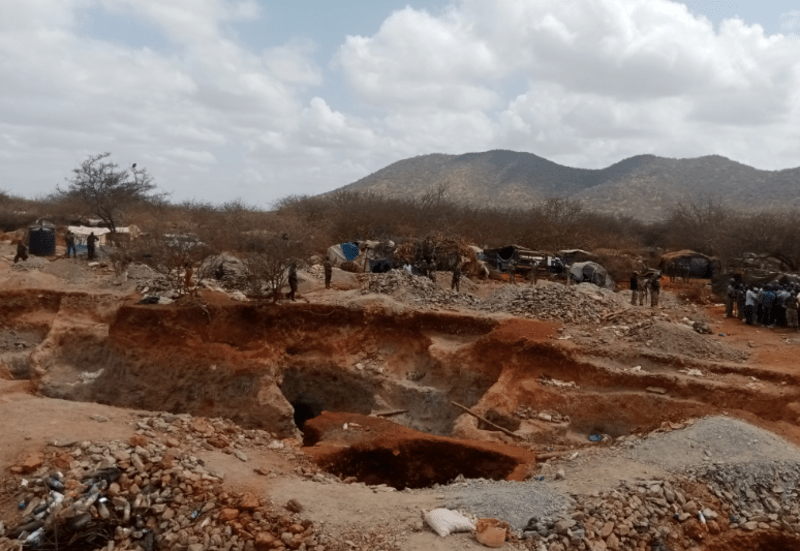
[{"x1": 331, "y1": 150, "x2": 800, "y2": 221}]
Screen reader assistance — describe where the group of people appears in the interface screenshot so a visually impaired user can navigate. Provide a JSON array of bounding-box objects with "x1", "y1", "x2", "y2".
[
  {"x1": 630, "y1": 272, "x2": 662, "y2": 307},
  {"x1": 727, "y1": 280, "x2": 800, "y2": 330},
  {"x1": 13, "y1": 230, "x2": 98, "y2": 263}
]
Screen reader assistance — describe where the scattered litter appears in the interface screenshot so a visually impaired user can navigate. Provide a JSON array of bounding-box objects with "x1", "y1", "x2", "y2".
[
  {"x1": 630, "y1": 365, "x2": 642, "y2": 372},
  {"x1": 475, "y1": 518, "x2": 510, "y2": 548},
  {"x1": 589, "y1": 434, "x2": 602, "y2": 442},
  {"x1": 78, "y1": 370, "x2": 104, "y2": 383},
  {"x1": 679, "y1": 368, "x2": 704, "y2": 377},
  {"x1": 646, "y1": 387, "x2": 668, "y2": 394},
  {"x1": 557, "y1": 335, "x2": 572, "y2": 340}
]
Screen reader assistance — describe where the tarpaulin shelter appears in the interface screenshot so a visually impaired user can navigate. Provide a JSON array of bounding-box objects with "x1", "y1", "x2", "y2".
[
  {"x1": 558, "y1": 249, "x2": 596, "y2": 265},
  {"x1": 326, "y1": 242, "x2": 361, "y2": 266},
  {"x1": 568, "y1": 261, "x2": 614, "y2": 289},
  {"x1": 659, "y1": 250, "x2": 716, "y2": 279},
  {"x1": 68, "y1": 225, "x2": 140, "y2": 254},
  {"x1": 483, "y1": 245, "x2": 544, "y2": 273}
]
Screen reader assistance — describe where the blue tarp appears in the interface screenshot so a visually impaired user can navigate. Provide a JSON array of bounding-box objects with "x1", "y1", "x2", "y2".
[{"x1": 341, "y1": 242, "x2": 360, "y2": 261}]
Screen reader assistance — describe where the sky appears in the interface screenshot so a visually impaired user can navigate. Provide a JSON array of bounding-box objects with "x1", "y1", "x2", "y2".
[{"x1": 1, "y1": 0, "x2": 799, "y2": 207}]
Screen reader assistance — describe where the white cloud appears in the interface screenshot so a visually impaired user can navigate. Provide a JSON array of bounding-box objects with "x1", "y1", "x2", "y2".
[
  {"x1": 2, "y1": 0, "x2": 800, "y2": 207},
  {"x1": 780, "y1": 10, "x2": 800, "y2": 33}
]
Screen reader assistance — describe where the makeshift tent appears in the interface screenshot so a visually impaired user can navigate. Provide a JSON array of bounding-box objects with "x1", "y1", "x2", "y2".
[
  {"x1": 68, "y1": 225, "x2": 139, "y2": 253},
  {"x1": 659, "y1": 250, "x2": 716, "y2": 279},
  {"x1": 568, "y1": 261, "x2": 614, "y2": 289},
  {"x1": 326, "y1": 242, "x2": 361, "y2": 265},
  {"x1": 484, "y1": 245, "x2": 543, "y2": 273},
  {"x1": 558, "y1": 249, "x2": 596, "y2": 265}
]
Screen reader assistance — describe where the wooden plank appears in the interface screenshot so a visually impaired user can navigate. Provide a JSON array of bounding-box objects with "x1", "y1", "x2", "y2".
[{"x1": 450, "y1": 401, "x2": 523, "y2": 440}]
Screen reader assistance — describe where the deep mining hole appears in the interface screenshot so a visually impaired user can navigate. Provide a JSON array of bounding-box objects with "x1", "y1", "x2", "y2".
[
  {"x1": 318, "y1": 440, "x2": 521, "y2": 490},
  {"x1": 279, "y1": 367, "x2": 378, "y2": 431}
]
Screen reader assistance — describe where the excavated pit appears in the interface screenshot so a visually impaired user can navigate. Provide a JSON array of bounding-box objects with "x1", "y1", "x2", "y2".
[
  {"x1": 304, "y1": 412, "x2": 535, "y2": 489},
  {"x1": 320, "y1": 440, "x2": 521, "y2": 489},
  {"x1": 280, "y1": 367, "x2": 377, "y2": 429},
  {"x1": 3, "y1": 293, "x2": 796, "y2": 452}
]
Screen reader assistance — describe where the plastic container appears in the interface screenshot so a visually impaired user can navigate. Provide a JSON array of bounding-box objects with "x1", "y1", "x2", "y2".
[{"x1": 28, "y1": 226, "x2": 56, "y2": 256}]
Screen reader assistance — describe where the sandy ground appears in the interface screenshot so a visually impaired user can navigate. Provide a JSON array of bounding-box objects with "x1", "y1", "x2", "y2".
[{"x1": 3, "y1": 243, "x2": 800, "y2": 550}]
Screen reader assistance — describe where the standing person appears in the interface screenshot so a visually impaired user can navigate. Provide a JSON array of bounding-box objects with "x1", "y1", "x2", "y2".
[
  {"x1": 428, "y1": 257, "x2": 437, "y2": 284},
  {"x1": 451, "y1": 262, "x2": 462, "y2": 293},
  {"x1": 419, "y1": 259, "x2": 429, "y2": 279},
  {"x1": 762, "y1": 284, "x2": 776, "y2": 327},
  {"x1": 630, "y1": 272, "x2": 639, "y2": 306},
  {"x1": 14, "y1": 240, "x2": 28, "y2": 263},
  {"x1": 287, "y1": 264, "x2": 298, "y2": 301},
  {"x1": 532, "y1": 260, "x2": 539, "y2": 285},
  {"x1": 508, "y1": 258, "x2": 516, "y2": 284},
  {"x1": 745, "y1": 286, "x2": 758, "y2": 325},
  {"x1": 725, "y1": 279, "x2": 736, "y2": 318},
  {"x1": 65, "y1": 231, "x2": 77, "y2": 258},
  {"x1": 650, "y1": 275, "x2": 661, "y2": 307},
  {"x1": 86, "y1": 232, "x2": 98, "y2": 261},
  {"x1": 639, "y1": 275, "x2": 648, "y2": 306},
  {"x1": 786, "y1": 290, "x2": 799, "y2": 332},
  {"x1": 736, "y1": 283, "x2": 746, "y2": 321},
  {"x1": 323, "y1": 259, "x2": 333, "y2": 289}
]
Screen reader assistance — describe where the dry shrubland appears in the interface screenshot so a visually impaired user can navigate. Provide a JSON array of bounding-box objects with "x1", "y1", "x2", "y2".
[{"x1": 3, "y1": 187, "x2": 800, "y2": 275}]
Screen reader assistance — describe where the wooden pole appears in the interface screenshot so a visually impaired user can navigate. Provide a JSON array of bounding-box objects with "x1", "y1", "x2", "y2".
[{"x1": 450, "y1": 401, "x2": 523, "y2": 440}]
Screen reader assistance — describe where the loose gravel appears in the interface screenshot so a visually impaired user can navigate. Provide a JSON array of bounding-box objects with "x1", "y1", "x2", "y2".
[
  {"x1": 440, "y1": 478, "x2": 575, "y2": 531},
  {"x1": 623, "y1": 416, "x2": 800, "y2": 470}
]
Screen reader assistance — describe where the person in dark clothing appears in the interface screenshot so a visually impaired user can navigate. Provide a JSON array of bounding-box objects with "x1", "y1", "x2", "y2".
[
  {"x1": 419, "y1": 259, "x2": 429, "y2": 278},
  {"x1": 65, "y1": 231, "x2": 77, "y2": 258},
  {"x1": 725, "y1": 279, "x2": 736, "y2": 318},
  {"x1": 286, "y1": 264, "x2": 298, "y2": 301},
  {"x1": 650, "y1": 276, "x2": 661, "y2": 307},
  {"x1": 786, "y1": 290, "x2": 799, "y2": 332},
  {"x1": 429, "y1": 257, "x2": 437, "y2": 283},
  {"x1": 451, "y1": 263, "x2": 461, "y2": 293},
  {"x1": 14, "y1": 241, "x2": 28, "y2": 263},
  {"x1": 86, "y1": 232, "x2": 98, "y2": 261},
  {"x1": 761, "y1": 284, "x2": 777, "y2": 327},
  {"x1": 508, "y1": 258, "x2": 516, "y2": 284},
  {"x1": 630, "y1": 273, "x2": 639, "y2": 306},
  {"x1": 323, "y1": 259, "x2": 333, "y2": 289}
]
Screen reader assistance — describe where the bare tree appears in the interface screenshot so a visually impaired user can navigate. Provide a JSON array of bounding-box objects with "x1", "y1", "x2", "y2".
[
  {"x1": 242, "y1": 234, "x2": 297, "y2": 303},
  {"x1": 62, "y1": 153, "x2": 167, "y2": 232},
  {"x1": 120, "y1": 232, "x2": 213, "y2": 298}
]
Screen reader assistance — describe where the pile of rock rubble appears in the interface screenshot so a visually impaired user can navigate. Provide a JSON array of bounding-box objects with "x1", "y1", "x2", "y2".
[
  {"x1": 698, "y1": 461, "x2": 800, "y2": 532},
  {"x1": 525, "y1": 478, "x2": 727, "y2": 551},
  {"x1": 0, "y1": 412, "x2": 359, "y2": 551}
]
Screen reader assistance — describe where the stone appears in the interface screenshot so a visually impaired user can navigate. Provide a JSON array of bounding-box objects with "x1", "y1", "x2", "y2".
[
  {"x1": 286, "y1": 499, "x2": 303, "y2": 513},
  {"x1": 129, "y1": 435, "x2": 148, "y2": 447},
  {"x1": 743, "y1": 521, "x2": 758, "y2": 531},
  {"x1": 682, "y1": 501, "x2": 698, "y2": 515},
  {"x1": 20, "y1": 453, "x2": 43, "y2": 473},
  {"x1": 600, "y1": 522, "x2": 615, "y2": 539},
  {"x1": 166, "y1": 437, "x2": 181, "y2": 448},
  {"x1": 556, "y1": 469, "x2": 566, "y2": 480},
  {"x1": 188, "y1": 544, "x2": 205, "y2": 551},
  {"x1": 207, "y1": 436, "x2": 230, "y2": 449},
  {"x1": 219, "y1": 508, "x2": 240, "y2": 522},
  {"x1": 91, "y1": 414, "x2": 109, "y2": 423},
  {"x1": 163, "y1": 508, "x2": 176, "y2": 520},
  {"x1": 235, "y1": 450, "x2": 249, "y2": 462},
  {"x1": 239, "y1": 492, "x2": 260, "y2": 510},
  {"x1": 554, "y1": 520, "x2": 571, "y2": 535},
  {"x1": 254, "y1": 532, "x2": 277, "y2": 550},
  {"x1": 605, "y1": 533, "x2": 620, "y2": 551},
  {"x1": 701, "y1": 508, "x2": 718, "y2": 521}
]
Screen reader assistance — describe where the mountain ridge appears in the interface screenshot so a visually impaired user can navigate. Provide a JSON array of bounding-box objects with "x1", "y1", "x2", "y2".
[{"x1": 329, "y1": 150, "x2": 800, "y2": 221}]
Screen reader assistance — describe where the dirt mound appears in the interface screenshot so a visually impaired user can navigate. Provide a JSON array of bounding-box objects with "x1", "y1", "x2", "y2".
[{"x1": 631, "y1": 320, "x2": 748, "y2": 362}]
